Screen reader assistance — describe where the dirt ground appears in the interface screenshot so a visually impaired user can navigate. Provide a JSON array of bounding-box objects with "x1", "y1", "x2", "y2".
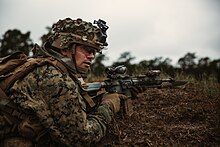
[{"x1": 97, "y1": 82, "x2": 220, "y2": 146}]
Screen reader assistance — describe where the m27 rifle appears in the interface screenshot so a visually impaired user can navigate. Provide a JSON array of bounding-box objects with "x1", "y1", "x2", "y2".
[{"x1": 86, "y1": 65, "x2": 187, "y2": 116}]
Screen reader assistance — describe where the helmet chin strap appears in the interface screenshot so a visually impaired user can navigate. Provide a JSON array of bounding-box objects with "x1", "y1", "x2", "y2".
[{"x1": 70, "y1": 44, "x2": 77, "y2": 71}]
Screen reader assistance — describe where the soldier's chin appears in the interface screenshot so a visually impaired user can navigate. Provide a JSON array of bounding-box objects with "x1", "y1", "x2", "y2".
[{"x1": 77, "y1": 67, "x2": 88, "y2": 74}]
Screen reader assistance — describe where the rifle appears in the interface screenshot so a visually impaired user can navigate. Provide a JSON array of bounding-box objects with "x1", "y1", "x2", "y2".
[{"x1": 86, "y1": 65, "x2": 187, "y2": 116}]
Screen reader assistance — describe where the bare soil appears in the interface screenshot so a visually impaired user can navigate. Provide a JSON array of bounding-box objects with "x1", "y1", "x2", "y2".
[{"x1": 97, "y1": 82, "x2": 220, "y2": 146}]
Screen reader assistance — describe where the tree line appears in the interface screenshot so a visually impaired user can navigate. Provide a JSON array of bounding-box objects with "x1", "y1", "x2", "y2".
[{"x1": 0, "y1": 29, "x2": 220, "y2": 82}]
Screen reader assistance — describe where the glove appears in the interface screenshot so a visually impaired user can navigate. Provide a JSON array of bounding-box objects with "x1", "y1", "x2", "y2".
[
  {"x1": 101, "y1": 93, "x2": 127, "y2": 114},
  {"x1": 130, "y1": 86, "x2": 146, "y2": 99}
]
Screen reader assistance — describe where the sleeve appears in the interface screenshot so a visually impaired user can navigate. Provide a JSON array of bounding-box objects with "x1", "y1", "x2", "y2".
[{"x1": 9, "y1": 65, "x2": 114, "y2": 146}]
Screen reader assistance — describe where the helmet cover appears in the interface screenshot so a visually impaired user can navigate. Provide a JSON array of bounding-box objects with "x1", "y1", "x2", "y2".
[{"x1": 47, "y1": 18, "x2": 108, "y2": 52}]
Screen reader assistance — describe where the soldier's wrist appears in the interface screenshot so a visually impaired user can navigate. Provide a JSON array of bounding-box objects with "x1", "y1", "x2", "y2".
[{"x1": 96, "y1": 104, "x2": 114, "y2": 122}]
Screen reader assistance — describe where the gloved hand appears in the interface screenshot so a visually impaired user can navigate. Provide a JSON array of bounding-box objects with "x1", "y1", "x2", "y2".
[
  {"x1": 101, "y1": 93, "x2": 127, "y2": 114},
  {"x1": 130, "y1": 86, "x2": 146, "y2": 99}
]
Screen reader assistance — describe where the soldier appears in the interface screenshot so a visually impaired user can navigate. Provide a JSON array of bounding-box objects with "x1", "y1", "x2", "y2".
[{"x1": 0, "y1": 18, "x2": 127, "y2": 146}]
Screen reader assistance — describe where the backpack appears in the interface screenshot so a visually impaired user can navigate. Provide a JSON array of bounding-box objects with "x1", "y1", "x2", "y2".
[
  {"x1": 0, "y1": 51, "x2": 68, "y2": 106},
  {"x1": 0, "y1": 51, "x2": 69, "y2": 141}
]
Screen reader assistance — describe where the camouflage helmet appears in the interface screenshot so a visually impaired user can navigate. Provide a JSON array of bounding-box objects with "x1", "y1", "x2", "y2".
[{"x1": 47, "y1": 18, "x2": 108, "y2": 52}]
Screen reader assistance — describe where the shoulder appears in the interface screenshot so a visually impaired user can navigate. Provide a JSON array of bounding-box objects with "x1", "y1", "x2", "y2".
[
  {"x1": 30, "y1": 64, "x2": 75, "y2": 87},
  {"x1": 12, "y1": 64, "x2": 76, "y2": 94}
]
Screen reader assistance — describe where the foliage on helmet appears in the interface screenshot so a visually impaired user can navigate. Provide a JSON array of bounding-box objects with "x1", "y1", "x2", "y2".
[{"x1": 47, "y1": 18, "x2": 108, "y2": 51}]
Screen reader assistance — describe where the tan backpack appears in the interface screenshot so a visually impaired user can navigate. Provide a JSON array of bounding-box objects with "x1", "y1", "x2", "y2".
[
  {"x1": 0, "y1": 52, "x2": 69, "y2": 143},
  {"x1": 0, "y1": 51, "x2": 68, "y2": 106}
]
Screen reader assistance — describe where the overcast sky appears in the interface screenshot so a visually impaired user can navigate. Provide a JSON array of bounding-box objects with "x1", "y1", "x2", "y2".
[{"x1": 0, "y1": 0, "x2": 220, "y2": 66}]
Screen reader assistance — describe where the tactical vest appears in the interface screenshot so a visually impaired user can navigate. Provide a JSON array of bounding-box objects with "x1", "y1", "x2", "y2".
[{"x1": 0, "y1": 52, "x2": 95, "y2": 146}]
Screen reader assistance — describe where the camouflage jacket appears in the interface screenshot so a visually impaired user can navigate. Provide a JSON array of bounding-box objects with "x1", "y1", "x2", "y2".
[{"x1": 6, "y1": 45, "x2": 113, "y2": 146}]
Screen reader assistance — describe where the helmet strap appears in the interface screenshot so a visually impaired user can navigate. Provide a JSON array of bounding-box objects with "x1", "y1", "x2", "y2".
[{"x1": 69, "y1": 44, "x2": 78, "y2": 72}]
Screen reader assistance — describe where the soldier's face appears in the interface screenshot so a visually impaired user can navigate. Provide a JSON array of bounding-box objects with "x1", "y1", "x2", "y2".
[{"x1": 75, "y1": 45, "x2": 96, "y2": 72}]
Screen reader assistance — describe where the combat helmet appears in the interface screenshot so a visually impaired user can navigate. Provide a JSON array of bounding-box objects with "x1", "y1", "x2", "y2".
[{"x1": 46, "y1": 18, "x2": 108, "y2": 52}]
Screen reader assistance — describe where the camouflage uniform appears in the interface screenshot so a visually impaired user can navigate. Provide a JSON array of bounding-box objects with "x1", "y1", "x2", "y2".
[{"x1": 1, "y1": 18, "x2": 114, "y2": 146}]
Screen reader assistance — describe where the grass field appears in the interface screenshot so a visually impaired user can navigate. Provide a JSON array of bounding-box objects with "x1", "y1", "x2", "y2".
[{"x1": 96, "y1": 77, "x2": 220, "y2": 146}]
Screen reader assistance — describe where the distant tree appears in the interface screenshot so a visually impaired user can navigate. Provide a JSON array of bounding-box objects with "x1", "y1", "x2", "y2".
[
  {"x1": 112, "y1": 51, "x2": 136, "y2": 75},
  {"x1": 177, "y1": 52, "x2": 197, "y2": 70},
  {"x1": 198, "y1": 57, "x2": 210, "y2": 67},
  {"x1": 177, "y1": 53, "x2": 220, "y2": 81},
  {"x1": 158, "y1": 57, "x2": 175, "y2": 76},
  {"x1": 138, "y1": 60, "x2": 150, "y2": 68},
  {"x1": 210, "y1": 59, "x2": 220, "y2": 82},
  {"x1": 117, "y1": 51, "x2": 135, "y2": 63},
  {"x1": 0, "y1": 29, "x2": 33, "y2": 57},
  {"x1": 90, "y1": 54, "x2": 109, "y2": 77},
  {"x1": 138, "y1": 57, "x2": 174, "y2": 76},
  {"x1": 196, "y1": 57, "x2": 211, "y2": 79}
]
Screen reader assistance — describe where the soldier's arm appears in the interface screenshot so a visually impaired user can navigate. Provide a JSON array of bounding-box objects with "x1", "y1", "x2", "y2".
[{"x1": 10, "y1": 65, "x2": 113, "y2": 146}]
